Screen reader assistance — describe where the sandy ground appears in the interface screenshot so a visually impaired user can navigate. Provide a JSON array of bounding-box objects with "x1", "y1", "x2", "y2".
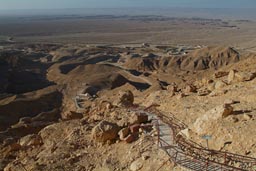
[{"x1": 0, "y1": 16, "x2": 256, "y2": 50}]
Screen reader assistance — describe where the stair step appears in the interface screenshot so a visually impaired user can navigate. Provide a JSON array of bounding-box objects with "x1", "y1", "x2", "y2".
[{"x1": 139, "y1": 110, "x2": 250, "y2": 171}]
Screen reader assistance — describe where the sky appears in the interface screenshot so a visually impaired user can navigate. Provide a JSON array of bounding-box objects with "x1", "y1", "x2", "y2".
[{"x1": 0, "y1": 0, "x2": 256, "y2": 10}]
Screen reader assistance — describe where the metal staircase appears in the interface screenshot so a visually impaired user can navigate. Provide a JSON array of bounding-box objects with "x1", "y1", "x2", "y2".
[{"x1": 131, "y1": 104, "x2": 256, "y2": 171}]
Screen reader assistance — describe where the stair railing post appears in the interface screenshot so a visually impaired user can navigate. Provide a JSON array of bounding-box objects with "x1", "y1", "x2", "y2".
[
  {"x1": 156, "y1": 119, "x2": 160, "y2": 147},
  {"x1": 205, "y1": 159, "x2": 209, "y2": 171}
]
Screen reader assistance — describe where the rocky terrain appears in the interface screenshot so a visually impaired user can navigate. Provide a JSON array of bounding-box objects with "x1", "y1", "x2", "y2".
[{"x1": 0, "y1": 42, "x2": 255, "y2": 171}]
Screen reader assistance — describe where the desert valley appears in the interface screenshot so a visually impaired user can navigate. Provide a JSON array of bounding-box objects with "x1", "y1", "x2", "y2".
[{"x1": 0, "y1": 8, "x2": 256, "y2": 171}]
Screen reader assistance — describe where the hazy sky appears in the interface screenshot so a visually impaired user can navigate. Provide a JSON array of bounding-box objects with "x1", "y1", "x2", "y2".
[{"x1": 0, "y1": 0, "x2": 256, "y2": 10}]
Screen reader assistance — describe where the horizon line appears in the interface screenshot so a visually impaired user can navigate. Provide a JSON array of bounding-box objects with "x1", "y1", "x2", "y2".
[{"x1": 1, "y1": 7, "x2": 256, "y2": 11}]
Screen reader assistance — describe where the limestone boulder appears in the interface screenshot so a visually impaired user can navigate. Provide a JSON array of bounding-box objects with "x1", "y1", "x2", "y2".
[
  {"x1": 183, "y1": 84, "x2": 197, "y2": 93},
  {"x1": 117, "y1": 90, "x2": 134, "y2": 107},
  {"x1": 167, "y1": 84, "x2": 177, "y2": 92},
  {"x1": 207, "y1": 83, "x2": 215, "y2": 91},
  {"x1": 197, "y1": 88, "x2": 211, "y2": 96},
  {"x1": 228, "y1": 70, "x2": 256, "y2": 84},
  {"x1": 123, "y1": 134, "x2": 135, "y2": 143},
  {"x1": 209, "y1": 89, "x2": 228, "y2": 97},
  {"x1": 235, "y1": 72, "x2": 256, "y2": 82},
  {"x1": 130, "y1": 158, "x2": 143, "y2": 171},
  {"x1": 91, "y1": 121, "x2": 120, "y2": 143},
  {"x1": 130, "y1": 124, "x2": 141, "y2": 133},
  {"x1": 214, "y1": 80, "x2": 227, "y2": 89},
  {"x1": 202, "y1": 78, "x2": 214, "y2": 86},
  {"x1": 19, "y1": 134, "x2": 43, "y2": 147},
  {"x1": 243, "y1": 114, "x2": 252, "y2": 121},
  {"x1": 214, "y1": 71, "x2": 229, "y2": 78},
  {"x1": 118, "y1": 127, "x2": 130, "y2": 140},
  {"x1": 63, "y1": 111, "x2": 83, "y2": 120},
  {"x1": 191, "y1": 104, "x2": 233, "y2": 135},
  {"x1": 227, "y1": 70, "x2": 236, "y2": 84},
  {"x1": 176, "y1": 93, "x2": 185, "y2": 99},
  {"x1": 224, "y1": 99, "x2": 239, "y2": 105},
  {"x1": 216, "y1": 104, "x2": 234, "y2": 118},
  {"x1": 129, "y1": 112, "x2": 148, "y2": 125}
]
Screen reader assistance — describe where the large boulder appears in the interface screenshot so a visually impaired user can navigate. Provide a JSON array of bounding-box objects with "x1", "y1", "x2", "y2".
[
  {"x1": 129, "y1": 112, "x2": 148, "y2": 125},
  {"x1": 176, "y1": 93, "x2": 185, "y2": 99},
  {"x1": 117, "y1": 90, "x2": 134, "y2": 107},
  {"x1": 191, "y1": 104, "x2": 233, "y2": 135},
  {"x1": 219, "y1": 104, "x2": 234, "y2": 118},
  {"x1": 167, "y1": 84, "x2": 177, "y2": 96},
  {"x1": 91, "y1": 121, "x2": 120, "y2": 143},
  {"x1": 19, "y1": 134, "x2": 42, "y2": 147},
  {"x1": 214, "y1": 71, "x2": 229, "y2": 78},
  {"x1": 63, "y1": 111, "x2": 83, "y2": 120},
  {"x1": 207, "y1": 83, "x2": 215, "y2": 91},
  {"x1": 214, "y1": 80, "x2": 227, "y2": 89},
  {"x1": 227, "y1": 70, "x2": 236, "y2": 84},
  {"x1": 167, "y1": 83, "x2": 178, "y2": 92},
  {"x1": 228, "y1": 70, "x2": 256, "y2": 84},
  {"x1": 183, "y1": 84, "x2": 197, "y2": 93},
  {"x1": 209, "y1": 89, "x2": 228, "y2": 97},
  {"x1": 235, "y1": 72, "x2": 256, "y2": 82},
  {"x1": 130, "y1": 158, "x2": 143, "y2": 171},
  {"x1": 118, "y1": 127, "x2": 130, "y2": 140},
  {"x1": 202, "y1": 78, "x2": 214, "y2": 86},
  {"x1": 197, "y1": 88, "x2": 211, "y2": 96}
]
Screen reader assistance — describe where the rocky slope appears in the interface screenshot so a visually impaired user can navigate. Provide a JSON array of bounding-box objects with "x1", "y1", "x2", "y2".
[{"x1": 0, "y1": 43, "x2": 255, "y2": 171}]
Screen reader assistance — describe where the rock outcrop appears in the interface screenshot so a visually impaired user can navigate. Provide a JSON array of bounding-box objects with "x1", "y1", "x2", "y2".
[
  {"x1": 227, "y1": 70, "x2": 237, "y2": 84},
  {"x1": 91, "y1": 121, "x2": 120, "y2": 143},
  {"x1": 129, "y1": 112, "x2": 148, "y2": 125},
  {"x1": 228, "y1": 70, "x2": 256, "y2": 84},
  {"x1": 214, "y1": 80, "x2": 227, "y2": 89},
  {"x1": 183, "y1": 84, "x2": 197, "y2": 94},
  {"x1": 19, "y1": 134, "x2": 42, "y2": 147},
  {"x1": 191, "y1": 104, "x2": 233, "y2": 135},
  {"x1": 117, "y1": 90, "x2": 134, "y2": 107},
  {"x1": 181, "y1": 47, "x2": 240, "y2": 70},
  {"x1": 130, "y1": 158, "x2": 143, "y2": 171}
]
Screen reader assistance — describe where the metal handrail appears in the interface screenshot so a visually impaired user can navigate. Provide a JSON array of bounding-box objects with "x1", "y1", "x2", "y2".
[
  {"x1": 158, "y1": 131, "x2": 251, "y2": 171},
  {"x1": 139, "y1": 104, "x2": 256, "y2": 171}
]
